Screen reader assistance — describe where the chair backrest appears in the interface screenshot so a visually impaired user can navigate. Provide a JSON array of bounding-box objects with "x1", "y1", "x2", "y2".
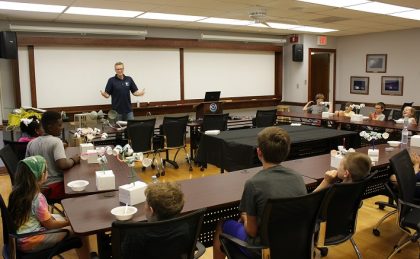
[
  {"x1": 415, "y1": 110, "x2": 420, "y2": 124},
  {"x1": 112, "y1": 208, "x2": 206, "y2": 259},
  {"x1": 162, "y1": 116, "x2": 189, "y2": 148},
  {"x1": 3, "y1": 140, "x2": 28, "y2": 161},
  {"x1": 383, "y1": 108, "x2": 392, "y2": 121},
  {"x1": 127, "y1": 118, "x2": 156, "y2": 152},
  {"x1": 0, "y1": 145, "x2": 20, "y2": 186},
  {"x1": 257, "y1": 188, "x2": 328, "y2": 259},
  {"x1": 318, "y1": 174, "x2": 373, "y2": 245},
  {"x1": 201, "y1": 114, "x2": 229, "y2": 132},
  {"x1": 254, "y1": 109, "x2": 277, "y2": 128},
  {"x1": 0, "y1": 194, "x2": 17, "y2": 249},
  {"x1": 391, "y1": 109, "x2": 402, "y2": 120},
  {"x1": 390, "y1": 149, "x2": 417, "y2": 207}
]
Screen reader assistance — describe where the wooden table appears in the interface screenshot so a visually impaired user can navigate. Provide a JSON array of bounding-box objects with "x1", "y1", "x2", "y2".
[
  {"x1": 64, "y1": 147, "x2": 137, "y2": 196},
  {"x1": 277, "y1": 111, "x2": 420, "y2": 132}
]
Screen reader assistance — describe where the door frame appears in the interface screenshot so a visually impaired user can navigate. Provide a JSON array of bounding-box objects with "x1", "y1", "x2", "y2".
[{"x1": 308, "y1": 48, "x2": 336, "y2": 107}]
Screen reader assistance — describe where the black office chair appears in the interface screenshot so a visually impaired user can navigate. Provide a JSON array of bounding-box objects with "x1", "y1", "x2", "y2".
[
  {"x1": 372, "y1": 181, "x2": 398, "y2": 236},
  {"x1": 219, "y1": 188, "x2": 328, "y2": 259},
  {"x1": 161, "y1": 116, "x2": 192, "y2": 171},
  {"x1": 391, "y1": 109, "x2": 402, "y2": 120},
  {"x1": 127, "y1": 118, "x2": 165, "y2": 177},
  {"x1": 387, "y1": 149, "x2": 420, "y2": 258},
  {"x1": 415, "y1": 110, "x2": 420, "y2": 125},
  {"x1": 252, "y1": 109, "x2": 277, "y2": 128},
  {"x1": 3, "y1": 140, "x2": 28, "y2": 161},
  {"x1": 316, "y1": 173, "x2": 375, "y2": 259},
  {"x1": 383, "y1": 108, "x2": 392, "y2": 121},
  {"x1": 1, "y1": 194, "x2": 82, "y2": 259},
  {"x1": 0, "y1": 145, "x2": 19, "y2": 186},
  {"x1": 201, "y1": 113, "x2": 229, "y2": 132},
  {"x1": 112, "y1": 208, "x2": 206, "y2": 259}
]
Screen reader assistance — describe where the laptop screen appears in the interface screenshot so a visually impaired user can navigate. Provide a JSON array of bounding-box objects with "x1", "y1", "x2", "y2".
[{"x1": 204, "y1": 91, "x2": 221, "y2": 102}]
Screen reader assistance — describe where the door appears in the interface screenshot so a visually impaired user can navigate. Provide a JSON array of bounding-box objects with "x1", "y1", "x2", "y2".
[{"x1": 308, "y1": 48, "x2": 336, "y2": 104}]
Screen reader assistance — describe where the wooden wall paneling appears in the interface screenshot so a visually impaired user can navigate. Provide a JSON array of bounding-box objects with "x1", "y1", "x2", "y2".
[{"x1": 28, "y1": 45, "x2": 37, "y2": 107}]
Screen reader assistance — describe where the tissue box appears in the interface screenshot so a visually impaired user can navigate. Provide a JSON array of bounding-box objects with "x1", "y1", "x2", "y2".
[
  {"x1": 86, "y1": 149, "x2": 98, "y2": 164},
  {"x1": 322, "y1": 112, "x2": 333, "y2": 118},
  {"x1": 350, "y1": 114, "x2": 363, "y2": 122},
  {"x1": 411, "y1": 135, "x2": 420, "y2": 147},
  {"x1": 80, "y1": 143, "x2": 94, "y2": 154},
  {"x1": 96, "y1": 170, "x2": 115, "y2": 191},
  {"x1": 119, "y1": 181, "x2": 147, "y2": 205},
  {"x1": 368, "y1": 149, "x2": 379, "y2": 162},
  {"x1": 330, "y1": 155, "x2": 343, "y2": 168}
]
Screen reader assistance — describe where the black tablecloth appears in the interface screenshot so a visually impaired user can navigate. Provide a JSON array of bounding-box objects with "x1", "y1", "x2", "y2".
[{"x1": 196, "y1": 125, "x2": 360, "y2": 172}]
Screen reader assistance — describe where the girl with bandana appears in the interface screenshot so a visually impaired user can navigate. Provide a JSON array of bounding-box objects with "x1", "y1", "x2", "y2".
[{"x1": 7, "y1": 156, "x2": 91, "y2": 258}]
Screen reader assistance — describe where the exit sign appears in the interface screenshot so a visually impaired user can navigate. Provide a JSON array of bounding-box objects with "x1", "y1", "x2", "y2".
[{"x1": 317, "y1": 35, "x2": 327, "y2": 45}]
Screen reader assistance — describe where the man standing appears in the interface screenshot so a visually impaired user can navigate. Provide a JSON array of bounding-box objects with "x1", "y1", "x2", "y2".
[
  {"x1": 100, "y1": 62, "x2": 145, "y2": 121},
  {"x1": 213, "y1": 127, "x2": 307, "y2": 259}
]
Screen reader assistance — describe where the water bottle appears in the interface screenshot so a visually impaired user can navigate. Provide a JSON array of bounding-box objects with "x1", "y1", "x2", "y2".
[
  {"x1": 151, "y1": 175, "x2": 159, "y2": 184},
  {"x1": 401, "y1": 117, "x2": 409, "y2": 145}
]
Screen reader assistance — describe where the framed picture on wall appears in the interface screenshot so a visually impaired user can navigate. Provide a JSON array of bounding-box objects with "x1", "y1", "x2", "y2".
[
  {"x1": 381, "y1": 76, "x2": 403, "y2": 96},
  {"x1": 350, "y1": 76, "x2": 369, "y2": 95},
  {"x1": 366, "y1": 54, "x2": 387, "y2": 73}
]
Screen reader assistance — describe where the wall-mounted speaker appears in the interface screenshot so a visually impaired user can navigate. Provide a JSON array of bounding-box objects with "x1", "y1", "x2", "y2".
[
  {"x1": 292, "y1": 44, "x2": 303, "y2": 62},
  {"x1": 0, "y1": 31, "x2": 18, "y2": 59}
]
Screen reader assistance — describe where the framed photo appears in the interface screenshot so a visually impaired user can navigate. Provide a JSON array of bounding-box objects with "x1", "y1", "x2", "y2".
[
  {"x1": 366, "y1": 54, "x2": 387, "y2": 73},
  {"x1": 381, "y1": 76, "x2": 403, "y2": 96},
  {"x1": 350, "y1": 76, "x2": 369, "y2": 95}
]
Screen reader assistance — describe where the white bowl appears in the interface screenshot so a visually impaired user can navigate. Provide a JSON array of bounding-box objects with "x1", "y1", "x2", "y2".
[
  {"x1": 387, "y1": 141, "x2": 401, "y2": 147},
  {"x1": 394, "y1": 119, "x2": 404, "y2": 124},
  {"x1": 67, "y1": 180, "x2": 89, "y2": 192},
  {"x1": 111, "y1": 206, "x2": 137, "y2": 221}
]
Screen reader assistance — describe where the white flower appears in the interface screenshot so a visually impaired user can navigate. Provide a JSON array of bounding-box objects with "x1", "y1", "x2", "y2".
[
  {"x1": 360, "y1": 131, "x2": 388, "y2": 141},
  {"x1": 382, "y1": 132, "x2": 389, "y2": 139}
]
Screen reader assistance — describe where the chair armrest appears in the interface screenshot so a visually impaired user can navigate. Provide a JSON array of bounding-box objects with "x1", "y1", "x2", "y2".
[
  {"x1": 398, "y1": 199, "x2": 420, "y2": 210},
  {"x1": 194, "y1": 241, "x2": 206, "y2": 259},
  {"x1": 220, "y1": 233, "x2": 265, "y2": 250},
  {"x1": 13, "y1": 228, "x2": 70, "y2": 240}
]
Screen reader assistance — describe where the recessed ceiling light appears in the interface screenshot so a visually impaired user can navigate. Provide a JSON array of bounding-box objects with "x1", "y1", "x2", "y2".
[
  {"x1": 199, "y1": 17, "x2": 251, "y2": 26},
  {"x1": 391, "y1": 10, "x2": 420, "y2": 21},
  {"x1": 292, "y1": 26, "x2": 337, "y2": 33},
  {"x1": 346, "y1": 2, "x2": 413, "y2": 14},
  {"x1": 297, "y1": 0, "x2": 370, "y2": 8},
  {"x1": 266, "y1": 22, "x2": 298, "y2": 30},
  {"x1": 138, "y1": 12, "x2": 205, "y2": 22},
  {"x1": 0, "y1": 1, "x2": 66, "y2": 13},
  {"x1": 65, "y1": 7, "x2": 142, "y2": 18},
  {"x1": 248, "y1": 23, "x2": 269, "y2": 28}
]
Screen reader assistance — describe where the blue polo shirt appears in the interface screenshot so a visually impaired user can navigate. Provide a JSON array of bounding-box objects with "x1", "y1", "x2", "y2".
[{"x1": 105, "y1": 75, "x2": 138, "y2": 114}]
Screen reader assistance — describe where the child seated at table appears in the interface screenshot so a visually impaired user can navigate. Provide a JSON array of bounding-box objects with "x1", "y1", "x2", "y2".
[
  {"x1": 401, "y1": 106, "x2": 417, "y2": 125},
  {"x1": 120, "y1": 182, "x2": 187, "y2": 258},
  {"x1": 26, "y1": 111, "x2": 80, "y2": 200},
  {"x1": 314, "y1": 152, "x2": 372, "y2": 191},
  {"x1": 18, "y1": 115, "x2": 42, "y2": 142},
  {"x1": 303, "y1": 93, "x2": 333, "y2": 114},
  {"x1": 390, "y1": 151, "x2": 420, "y2": 198},
  {"x1": 8, "y1": 156, "x2": 90, "y2": 258},
  {"x1": 335, "y1": 102, "x2": 355, "y2": 117},
  {"x1": 369, "y1": 102, "x2": 386, "y2": 121}
]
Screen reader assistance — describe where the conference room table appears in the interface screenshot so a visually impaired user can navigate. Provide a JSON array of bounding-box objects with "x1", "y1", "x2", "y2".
[
  {"x1": 196, "y1": 125, "x2": 360, "y2": 173},
  {"x1": 64, "y1": 147, "x2": 137, "y2": 196},
  {"x1": 277, "y1": 111, "x2": 420, "y2": 132}
]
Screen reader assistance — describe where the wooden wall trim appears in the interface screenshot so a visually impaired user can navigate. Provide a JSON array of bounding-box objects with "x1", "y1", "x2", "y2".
[
  {"x1": 11, "y1": 59, "x2": 21, "y2": 107},
  {"x1": 45, "y1": 97, "x2": 282, "y2": 118},
  {"x1": 28, "y1": 46, "x2": 37, "y2": 107},
  {"x1": 17, "y1": 36, "x2": 282, "y2": 52},
  {"x1": 180, "y1": 48, "x2": 184, "y2": 102},
  {"x1": 274, "y1": 51, "x2": 282, "y2": 97}
]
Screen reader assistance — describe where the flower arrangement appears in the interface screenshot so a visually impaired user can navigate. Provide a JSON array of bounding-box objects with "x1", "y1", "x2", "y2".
[
  {"x1": 350, "y1": 103, "x2": 365, "y2": 114},
  {"x1": 74, "y1": 127, "x2": 107, "y2": 142},
  {"x1": 359, "y1": 131, "x2": 389, "y2": 150}
]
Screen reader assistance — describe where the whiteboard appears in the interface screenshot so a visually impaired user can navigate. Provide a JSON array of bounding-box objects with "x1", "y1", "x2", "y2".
[
  {"x1": 33, "y1": 47, "x2": 180, "y2": 108},
  {"x1": 184, "y1": 49, "x2": 275, "y2": 99}
]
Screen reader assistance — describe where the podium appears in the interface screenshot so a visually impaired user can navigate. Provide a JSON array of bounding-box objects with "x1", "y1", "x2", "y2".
[{"x1": 195, "y1": 101, "x2": 223, "y2": 119}]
